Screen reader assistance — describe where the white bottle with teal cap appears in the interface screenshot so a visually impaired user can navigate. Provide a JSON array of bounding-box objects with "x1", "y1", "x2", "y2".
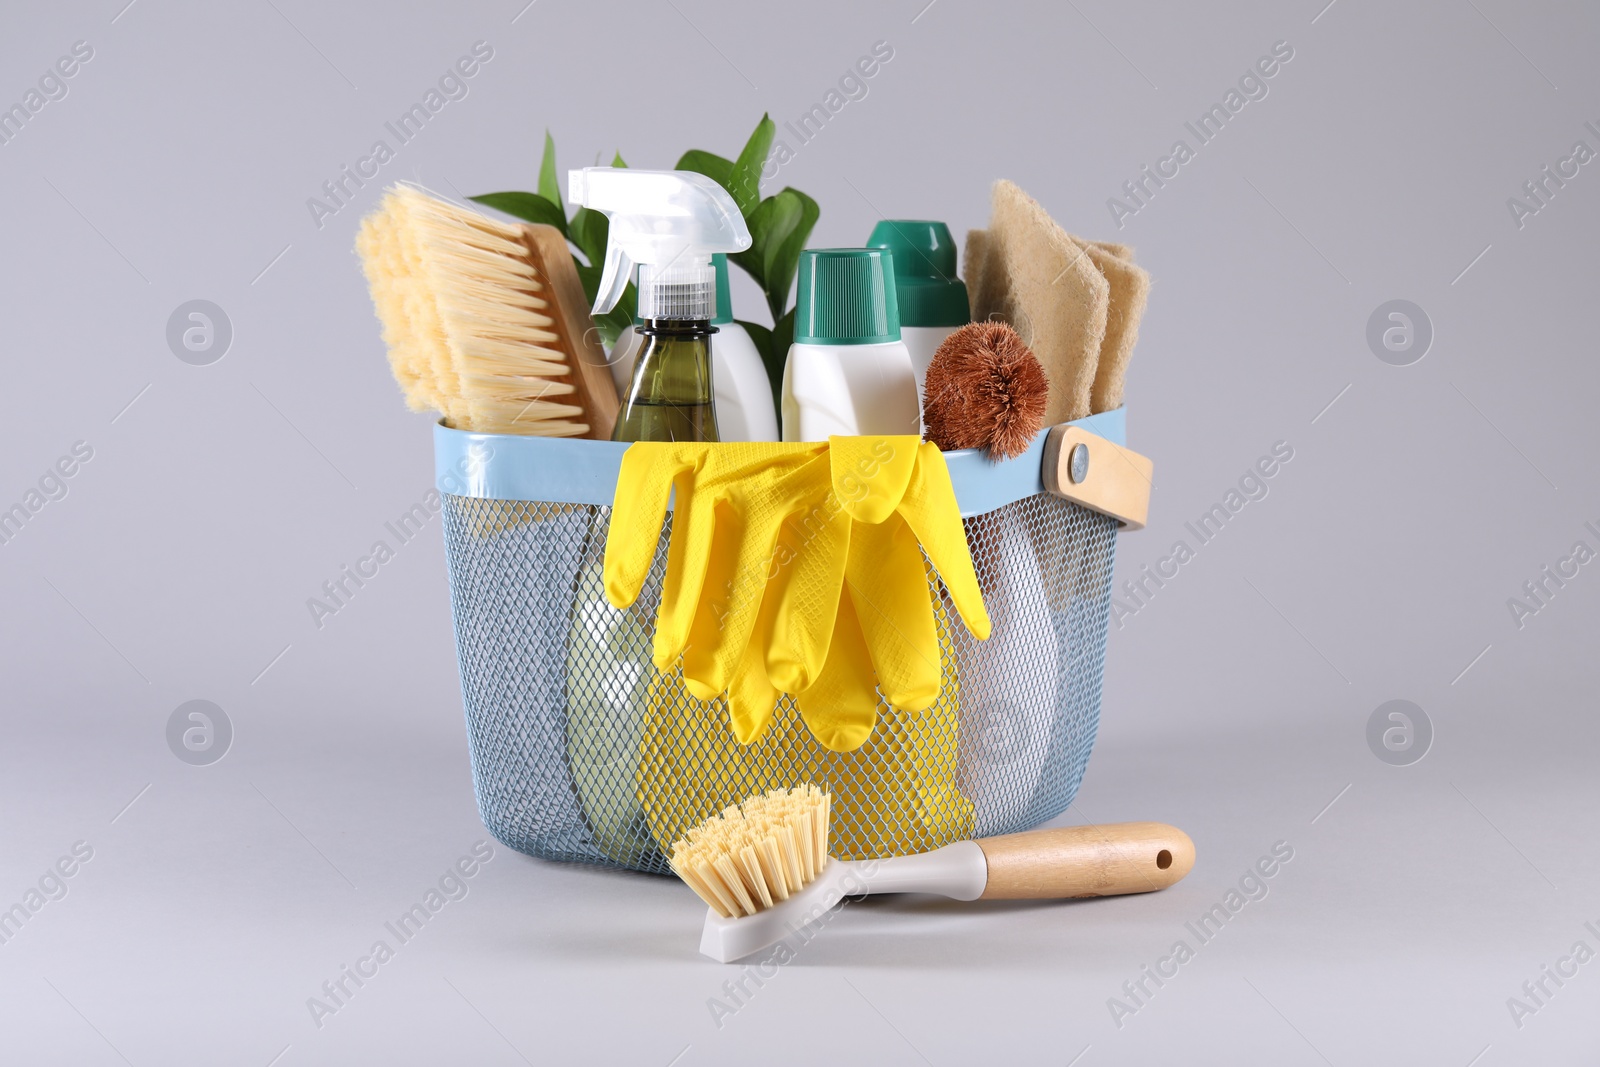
[
  {"x1": 609, "y1": 253, "x2": 776, "y2": 442},
  {"x1": 780, "y1": 248, "x2": 920, "y2": 442},
  {"x1": 867, "y1": 220, "x2": 971, "y2": 396}
]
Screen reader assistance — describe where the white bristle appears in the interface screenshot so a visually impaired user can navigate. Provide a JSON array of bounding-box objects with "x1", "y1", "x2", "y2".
[
  {"x1": 668, "y1": 785, "x2": 833, "y2": 919},
  {"x1": 356, "y1": 183, "x2": 591, "y2": 436}
]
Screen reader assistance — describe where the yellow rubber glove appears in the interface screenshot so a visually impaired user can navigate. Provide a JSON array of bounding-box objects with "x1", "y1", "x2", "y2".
[
  {"x1": 843, "y1": 513, "x2": 940, "y2": 711},
  {"x1": 607, "y1": 437, "x2": 989, "y2": 755},
  {"x1": 754, "y1": 477, "x2": 854, "y2": 696},
  {"x1": 847, "y1": 440, "x2": 990, "y2": 642},
  {"x1": 748, "y1": 436, "x2": 929, "y2": 744},
  {"x1": 749, "y1": 437, "x2": 901, "y2": 693},
  {"x1": 758, "y1": 435, "x2": 928, "y2": 702},
  {"x1": 725, "y1": 572, "x2": 783, "y2": 745},
  {"x1": 779, "y1": 438, "x2": 991, "y2": 751},
  {"x1": 790, "y1": 588, "x2": 882, "y2": 751},
  {"x1": 604, "y1": 442, "x2": 835, "y2": 705}
]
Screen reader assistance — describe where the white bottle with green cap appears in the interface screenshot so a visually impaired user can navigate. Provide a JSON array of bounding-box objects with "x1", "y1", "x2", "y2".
[
  {"x1": 606, "y1": 253, "x2": 776, "y2": 442},
  {"x1": 780, "y1": 248, "x2": 920, "y2": 442},
  {"x1": 867, "y1": 220, "x2": 971, "y2": 396}
]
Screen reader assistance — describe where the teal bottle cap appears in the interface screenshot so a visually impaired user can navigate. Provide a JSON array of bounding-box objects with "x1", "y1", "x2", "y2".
[
  {"x1": 710, "y1": 252, "x2": 734, "y2": 326},
  {"x1": 866, "y1": 219, "x2": 970, "y2": 328},
  {"x1": 793, "y1": 248, "x2": 902, "y2": 346}
]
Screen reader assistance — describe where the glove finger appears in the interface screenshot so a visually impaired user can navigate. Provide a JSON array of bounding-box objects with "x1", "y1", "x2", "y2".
[
  {"x1": 846, "y1": 515, "x2": 941, "y2": 712},
  {"x1": 677, "y1": 490, "x2": 790, "y2": 697},
  {"x1": 655, "y1": 493, "x2": 738, "y2": 673},
  {"x1": 725, "y1": 590, "x2": 782, "y2": 745},
  {"x1": 794, "y1": 592, "x2": 880, "y2": 753},
  {"x1": 605, "y1": 444, "x2": 692, "y2": 609},
  {"x1": 830, "y1": 436, "x2": 919, "y2": 524},
  {"x1": 678, "y1": 500, "x2": 755, "y2": 697},
  {"x1": 899, "y1": 443, "x2": 991, "y2": 640},
  {"x1": 661, "y1": 445, "x2": 825, "y2": 686},
  {"x1": 763, "y1": 492, "x2": 852, "y2": 694}
]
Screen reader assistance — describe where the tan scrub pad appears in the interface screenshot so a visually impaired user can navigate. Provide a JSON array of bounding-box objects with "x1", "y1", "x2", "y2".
[
  {"x1": 1080, "y1": 241, "x2": 1150, "y2": 414},
  {"x1": 972, "y1": 181, "x2": 1108, "y2": 426},
  {"x1": 1089, "y1": 239, "x2": 1134, "y2": 260},
  {"x1": 964, "y1": 228, "x2": 996, "y2": 321}
]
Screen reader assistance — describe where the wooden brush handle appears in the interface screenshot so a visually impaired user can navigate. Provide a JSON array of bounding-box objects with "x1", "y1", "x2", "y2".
[
  {"x1": 519, "y1": 224, "x2": 620, "y2": 441},
  {"x1": 977, "y1": 821, "x2": 1193, "y2": 899}
]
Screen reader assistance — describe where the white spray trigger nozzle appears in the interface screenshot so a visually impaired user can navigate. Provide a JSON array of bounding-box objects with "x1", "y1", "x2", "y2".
[
  {"x1": 567, "y1": 168, "x2": 752, "y2": 320},
  {"x1": 594, "y1": 245, "x2": 633, "y2": 322}
]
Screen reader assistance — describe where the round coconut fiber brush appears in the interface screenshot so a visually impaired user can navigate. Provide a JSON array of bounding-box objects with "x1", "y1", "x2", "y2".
[{"x1": 922, "y1": 321, "x2": 1050, "y2": 459}]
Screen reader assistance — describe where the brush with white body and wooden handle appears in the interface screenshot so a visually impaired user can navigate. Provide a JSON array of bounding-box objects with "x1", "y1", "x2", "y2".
[{"x1": 671, "y1": 786, "x2": 1194, "y2": 963}]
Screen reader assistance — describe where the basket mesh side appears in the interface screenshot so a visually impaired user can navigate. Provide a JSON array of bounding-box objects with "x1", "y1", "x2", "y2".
[{"x1": 441, "y1": 492, "x2": 1117, "y2": 873}]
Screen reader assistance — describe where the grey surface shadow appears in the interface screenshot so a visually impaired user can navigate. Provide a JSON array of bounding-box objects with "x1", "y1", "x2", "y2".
[{"x1": 522, "y1": 888, "x2": 1115, "y2": 969}]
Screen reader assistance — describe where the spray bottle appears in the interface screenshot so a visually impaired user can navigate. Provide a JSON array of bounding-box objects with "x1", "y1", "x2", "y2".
[
  {"x1": 606, "y1": 254, "x2": 777, "y2": 442},
  {"x1": 569, "y1": 168, "x2": 752, "y2": 443}
]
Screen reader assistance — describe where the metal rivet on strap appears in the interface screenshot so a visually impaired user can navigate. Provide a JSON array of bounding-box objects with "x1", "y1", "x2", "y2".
[{"x1": 1068, "y1": 442, "x2": 1090, "y2": 484}]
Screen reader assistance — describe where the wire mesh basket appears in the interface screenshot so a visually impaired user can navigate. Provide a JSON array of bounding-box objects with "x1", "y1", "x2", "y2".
[{"x1": 435, "y1": 411, "x2": 1142, "y2": 874}]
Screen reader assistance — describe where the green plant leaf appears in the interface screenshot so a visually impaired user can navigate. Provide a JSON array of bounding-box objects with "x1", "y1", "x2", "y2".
[
  {"x1": 574, "y1": 262, "x2": 620, "y2": 309},
  {"x1": 736, "y1": 189, "x2": 817, "y2": 322},
  {"x1": 675, "y1": 149, "x2": 734, "y2": 190},
  {"x1": 730, "y1": 249, "x2": 766, "y2": 293},
  {"x1": 575, "y1": 262, "x2": 602, "y2": 306},
  {"x1": 468, "y1": 191, "x2": 567, "y2": 233},
  {"x1": 761, "y1": 194, "x2": 804, "y2": 283},
  {"x1": 612, "y1": 151, "x2": 627, "y2": 168},
  {"x1": 613, "y1": 279, "x2": 637, "y2": 327},
  {"x1": 727, "y1": 113, "x2": 774, "y2": 217},
  {"x1": 732, "y1": 192, "x2": 794, "y2": 298},
  {"x1": 538, "y1": 129, "x2": 564, "y2": 216},
  {"x1": 594, "y1": 307, "x2": 631, "y2": 349},
  {"x1": 762, "y1": 187, "x2": 819, "y2": 323},
  {"x1": 569, "y1": 207, "x2": 610, "y2": 269},
  {"x1": 733, "y1": 192, "x2": 787, "y2": 292}
]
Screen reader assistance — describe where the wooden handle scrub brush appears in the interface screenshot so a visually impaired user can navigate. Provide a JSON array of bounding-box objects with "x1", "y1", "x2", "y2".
[
  {"x1": 356, "y1": 184, "x2": 618, "y2": 438},
  {"x1": 672, "y1": 785, "x2": 1193, "y2": 962}
]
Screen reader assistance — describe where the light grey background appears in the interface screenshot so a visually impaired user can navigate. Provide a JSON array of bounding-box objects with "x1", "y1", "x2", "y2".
[{"x1": 3, "y1": 0, "x2": 1597, "y2": 1063}]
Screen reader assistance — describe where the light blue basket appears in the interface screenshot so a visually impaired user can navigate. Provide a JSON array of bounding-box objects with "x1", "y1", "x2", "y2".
[{"x1": 435, "y1": 411, "x2": 1127, "y2": 873}]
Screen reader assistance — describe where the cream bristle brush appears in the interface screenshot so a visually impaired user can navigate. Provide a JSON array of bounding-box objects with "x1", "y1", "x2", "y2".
[
  {"x1": 671, "y1": 785, "x2": 1194, "y2": 963},
  {"x1": 356, "y1": 184, "x2": 619, "y2": 438}
]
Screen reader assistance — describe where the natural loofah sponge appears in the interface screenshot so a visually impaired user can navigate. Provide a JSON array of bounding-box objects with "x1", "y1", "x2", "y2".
[{"x1": 922, "y1": 321, "x2": 1050, "y2": 460}]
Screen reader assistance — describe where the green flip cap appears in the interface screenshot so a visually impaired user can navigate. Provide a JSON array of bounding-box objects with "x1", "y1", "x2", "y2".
[
  {"x1": 866, "y1": 219, "x2": 970, "y2": 328},
  {"x1": 793, "y1": 248, "x2": 901, "y2": 346}
]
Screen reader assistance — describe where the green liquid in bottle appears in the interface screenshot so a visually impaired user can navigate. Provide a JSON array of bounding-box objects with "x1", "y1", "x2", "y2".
[{"x1": 612, "y1": 320, "x2": 720, "y2": 443}]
